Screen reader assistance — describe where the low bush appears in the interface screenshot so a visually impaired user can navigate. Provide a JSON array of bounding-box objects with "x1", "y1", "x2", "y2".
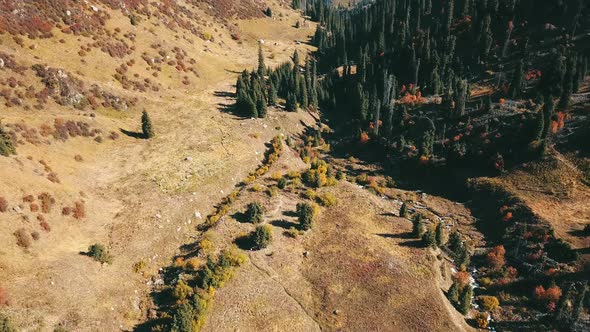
[
  {"x1": 133, "y1": 260, "x2": 147, "y2": 273},
  {"x1": 317, "y1": 192, "x2": 337, "y2": 207},
  {"x1": 0, "y1": 314, "x2": 17, "y2": 332},
  {"x1": 0, "y1": 197, "x2": 7, "y2": 212},
  {"x1": 173, "y1": 280, "x2": 193, "y2": 301},
  {"x1": 87, "y1": 243, "x2": 112, "y2": 264},
  {"x1": 478, "y1": 295, "x2": 500, "y2": 311},
  {"x1": 14, "y1": 228, "x2": 32, "y2": 248}
]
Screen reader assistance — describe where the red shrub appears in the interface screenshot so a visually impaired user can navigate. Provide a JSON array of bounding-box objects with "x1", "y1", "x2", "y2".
[
  {"x1": 487, "y1": 245, "x2": 506, "y2": 270},
  {"x1": 38, "y1": 192, "x2": 55, "y2": 213},
  {"x1": 72, "y1": 201, "x2": 86, "y2": 219},
  {"x1": 0, "y1": 197, "x2": 7, "y2": 212},
  {"x1": 30, "y1": 203, "x2": 39, "y2": 212},
  {"x1": 534, "y1": 285, "x2": 562, "y2": 304},
  {"x1": 0, "y1": 286, "x2": 9, "y2": 306},
  {"x1": 39, "y1": 221, "x2": 51, "y2": 232}
]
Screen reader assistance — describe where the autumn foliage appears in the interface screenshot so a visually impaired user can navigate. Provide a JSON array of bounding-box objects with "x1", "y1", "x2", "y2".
[
  {"x1": 534, "y1": 285, "x2": 562, "y2": 308},
  {"x1": 487, "y1": 245, "x2": 506, "y2": 270}
]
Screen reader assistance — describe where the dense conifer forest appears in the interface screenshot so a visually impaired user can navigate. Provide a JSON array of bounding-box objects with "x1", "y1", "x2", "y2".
[{"x1": 255, "y1": 0, "x2": 590, "y2": 176}]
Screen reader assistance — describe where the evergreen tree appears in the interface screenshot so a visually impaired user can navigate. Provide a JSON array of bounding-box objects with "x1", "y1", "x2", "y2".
[
  {"x1": 0, "y1": 122, "x2": 16, "y2": 157},
  {"x1": 541, "y1": 95, "x2": 554, "y2": 140},
  {"x1": 448, "y1": 230, "x2": 462, "y2": 254},
  {"x1": 257, "y1": 44, "x2": 265, "y2": 77},
  {"x1": 422, "y1": 229, "x2": 437, "y2": 248},
  {"x1": 435, "y1": 222, "x2": 446, "y2": 247},
  {"x1": 252, "y1": 225, "x2": 273, "y2": 249},
  {"x1": 459, "y1": 286, "x2": 473, "y2": 315},
  {"x1": 412, "y1": 214, "x2": 426, "y2": 238},
  {"x1": 141, "y1": 110, "x2": 155, "y2": 139},
  {"x1": 447, "y1": 280, "x2": 460, "y2": 305},
  {"x1": 292, "y1": 50, "x2": 300, "y2": 67},
  {"x1": 256, "y1": 98, "x2": 267, "y2": 118},
  {"x1": 572, "y1": 282, "x2": 587, "y2": 324},
  {"x1": 399, "y1": 202, "x2": 409, "y2": 218},
  {"x1": 509, "y1": 60, "x2": 524, "y2": 99},
  {"x1": 268, "y1": 83, "x2": 278, "y2": 106},
  {"x1": 286, "y1": 92, "x2": 298, "y2": 112},
  {"x1": 297, "y1": 202, "x2": 315, "y2": 230}
]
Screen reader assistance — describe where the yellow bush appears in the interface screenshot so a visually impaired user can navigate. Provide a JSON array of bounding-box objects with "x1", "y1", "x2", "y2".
[
  {"x1": 173, "y1": 280, "x2": 193, "y2": 301},
  {"x1": 250, "y1": 184, "x2": 264, "y2": 192},
  {"x1": 287, "y1": 171, "x2": 301, "y2": 179},
  {"x1": 267, "y1": 186, "x2": 278, "y2": 197},
  {"x1": 478, "y1": 295, "x2": 500, "y2": 311},
  {"x1": 270, "y1": 172, "x2": 282, "y2": 181},
  {"x1": 317, "y1": 192, "x2": 337, "y2": 207},
  {"x1": 243, "y1": 175, "x2": 256, "y2": 184},
  {"x1": 132, "y1": 260, "x2": 147, "y2": 273},
  {"x1": 304, "y1": 189, "x2": 317, "y2": 200},
  {"x1": 475, "y1": 312, "x2": 489, "y2": 329},
  {"x1": 185, "y1": 257, "x2": 203, "y2": 271}
]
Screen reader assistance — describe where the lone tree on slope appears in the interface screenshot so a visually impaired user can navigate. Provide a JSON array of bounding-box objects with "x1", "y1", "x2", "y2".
[{"x1": 142, "y1": 110, "x2": 155, "y2": 139}]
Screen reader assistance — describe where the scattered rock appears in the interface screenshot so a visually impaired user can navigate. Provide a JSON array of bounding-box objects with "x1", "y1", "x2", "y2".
[
  {"x1": 303, "y1": 251, "x2": 310, "y2": 258},
  {"x1": 333, "y1": 309, "x2": 340, "y2": 315},
  {"x1": 184, "y1": 156, "x2": 193, "y2": 162},
  {"x1": 194, "y1": 211, "x2": 202, "y2": 219}
]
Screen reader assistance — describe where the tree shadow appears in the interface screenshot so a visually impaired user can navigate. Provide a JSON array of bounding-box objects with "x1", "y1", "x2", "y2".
[
  {"x1": 120, "y1": 128, "x2": 146, "y2": 139},
  {"x1": 224, "y1": 69, "x2": 242, "y2": 74},
  {"x1": 379, "y1": 212, "x2": 398, "y2": 217},
  {"x1": 398, "y1": 240, "x2": 425, "y2": 248},
  {"x1": 271, "y1": 219, "x2": 297, "y2": 229},
  {"x1": 568, "y1": 229, "x2": 588, "y2": 237},
  {"x1": 376, "y1": 232, "x2": 414, "y2": 239},
  {"x1": 231, "y1": 211, "x2": 249, "y2": 223},
  {"x1": 234, "y1": 234, "x2": 255, "y2": 250},
  {"x1": 283, "y1": 210, "x2": 298, "y2": 218},
  {"x1": 214, "y1": 90, "x2": 236, "y2": 98}
]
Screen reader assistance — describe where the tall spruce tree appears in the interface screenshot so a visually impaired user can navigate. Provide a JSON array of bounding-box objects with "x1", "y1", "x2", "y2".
[{"x1": 141, "y1": 110, "x2": 155, "y2": 139}]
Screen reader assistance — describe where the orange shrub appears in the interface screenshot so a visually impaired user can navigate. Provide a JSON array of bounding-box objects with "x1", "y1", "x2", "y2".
[
  {"x1": 359, "y1": 131, "x2": 369, "y2": 144},
  {"x1": 487, "y1": 245, "x2": 506, "y2": 270},
  {"x1": 454, "y1": 271, "x2": 471, "y2": 287},
  {"x1": 534, "y1": 285, "x2": 562, "y2": 304}
]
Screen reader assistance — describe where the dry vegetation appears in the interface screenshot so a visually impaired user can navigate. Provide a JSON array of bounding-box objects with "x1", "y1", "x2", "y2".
[{"x1": 0, "y1": 1, "x2": 320, "y2": 330}]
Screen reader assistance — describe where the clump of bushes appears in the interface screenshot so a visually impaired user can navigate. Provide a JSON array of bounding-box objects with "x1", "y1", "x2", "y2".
[
  {"x1": 245, "y1": 202, "x2": 264, "y2": 224},
  {"x1": 87, "y1": 243, "x2": 112, "y2": 264},
  {"x1": 303, "y1": 158, "x2": 337, "y2": 188}
]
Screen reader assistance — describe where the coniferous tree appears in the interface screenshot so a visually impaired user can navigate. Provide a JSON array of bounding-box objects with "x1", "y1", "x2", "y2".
[
  {"x1": 268, "y1": 83, "x2": 278, "y2": 106},
  {"x1": 435, "y1": 222, "x2": 446, "y2": 247},
  {"x1": 541, "y1": 95, "x2": 554, "y2": 140},
  {"x1": 141, "y1": 110, "x2": 155, "y2": 139},
  {"x1": 412, "y1": 214, "x2": 426, "y2": 238},
  {"x1": 0, "y1": 122, "x2": 16, "y2": 157},
  {"x1": 509, "y1": 60, "x2": 524, "y2": 99},
  {"x1": 399, "y1": 202, "x2": 409, "y2": 218},
  {"x1": 256, "y1": 98, "x2": 267, "y2": 118},
  {"x1": 459, "y1": 286, "x2": 473, "y2": 314},
  {"x1": 286, "y1": 92, "x2": 298, "y2": 112},
  {"x1": 447, "y1": 280, "x2": 460, "y2": 305},
  {"x1": 257, "y1": 44, "x2": 265, "y2": 77}
]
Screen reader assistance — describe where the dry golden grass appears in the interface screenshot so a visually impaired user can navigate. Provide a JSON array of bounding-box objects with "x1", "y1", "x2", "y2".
[{"x1": 0, "y1": 1, "x2": 318, "y2": 330}]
